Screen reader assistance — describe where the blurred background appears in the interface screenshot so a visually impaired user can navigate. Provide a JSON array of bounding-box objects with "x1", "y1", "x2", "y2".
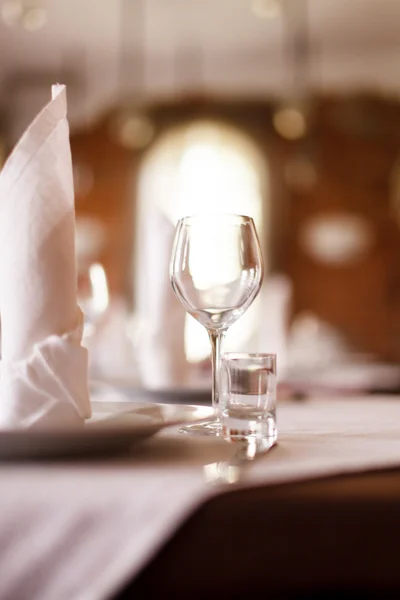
[{"x1": 2, "y1": 0, "x2": 400, "y2": 395}]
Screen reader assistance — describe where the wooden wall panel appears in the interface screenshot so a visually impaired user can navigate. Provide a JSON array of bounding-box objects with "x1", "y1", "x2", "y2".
[
  {"x1": 70, "y1": 124, "x2": 136, "y2": 298},
  {"x1": 69, "y1": 95, "x2": 400, "y2": 362}
]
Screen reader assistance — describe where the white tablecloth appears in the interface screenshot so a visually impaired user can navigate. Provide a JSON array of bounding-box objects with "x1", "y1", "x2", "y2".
[{"x1": 2, "y1": 396, "x2": 400, "y2": 600}]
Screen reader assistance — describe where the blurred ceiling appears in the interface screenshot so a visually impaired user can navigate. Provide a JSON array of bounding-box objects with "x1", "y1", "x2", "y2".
[{"x1": 1, "y1": 0, "x2": 400, "y2": 139}]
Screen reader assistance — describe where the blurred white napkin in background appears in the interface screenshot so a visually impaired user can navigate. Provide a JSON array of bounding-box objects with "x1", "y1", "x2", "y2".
[
  {"x1": 0, "y1": 84, "x2": 91, "y2": 428},
  {"x1": 135, "y1": 205, "x2": 188, "y2": 388}
]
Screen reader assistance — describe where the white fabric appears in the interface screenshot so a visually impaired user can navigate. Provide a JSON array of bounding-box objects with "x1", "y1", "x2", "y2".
[
  {"x1": 135, "y1": 206, "x2": 188, "y2": 388},
  {"x1": 234, "y1": 273, "x2": 292, "y2": 378},
  {"x1": 1, "y1": 396, "x2": 400, "y2": 599},
  {"x1": 90, "y1": 297, "x2": 139, "y2": 384},
  {"x1": 0, "y1": 84, "x2": 91, "y2": 427}
]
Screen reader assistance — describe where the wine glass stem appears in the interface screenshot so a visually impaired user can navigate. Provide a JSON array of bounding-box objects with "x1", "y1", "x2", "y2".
[{"x1": 208, "y1": 330, "x2": 225, "y2": 415}]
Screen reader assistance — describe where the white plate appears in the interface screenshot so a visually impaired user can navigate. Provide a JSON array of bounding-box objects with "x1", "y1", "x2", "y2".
[
  {"x1": 90, "y1": 380, "x2": 212, "y2": 405},
  {"x1": 0, "y1": 403, "x2": 214, "y2": 461}
]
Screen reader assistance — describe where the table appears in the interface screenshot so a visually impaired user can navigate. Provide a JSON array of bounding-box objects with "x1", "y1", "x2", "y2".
[
  {"x1": 3, "y1": 395, "x2": 400, "y2": 600},
  {"x1": 118, "y1": 467, "x2": 400, "y2": 599}
]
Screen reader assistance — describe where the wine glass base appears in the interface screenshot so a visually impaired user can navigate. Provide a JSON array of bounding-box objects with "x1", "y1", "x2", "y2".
[{"x1": 179, "y1": 417, "x2": 222, "y2": 437}]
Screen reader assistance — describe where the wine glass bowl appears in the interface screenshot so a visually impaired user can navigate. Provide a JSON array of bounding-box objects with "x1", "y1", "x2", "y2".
[
  {"x1": 170, "y1": 214, "x2": 263, "y2": 434},
  {"x1": 78, "y1": 262, "x2": 109, "y2": 340}
]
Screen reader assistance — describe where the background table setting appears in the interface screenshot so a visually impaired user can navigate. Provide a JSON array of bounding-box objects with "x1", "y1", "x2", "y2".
[{"x1": 2, "y1": 83, "x2": 400, "y2": 600}]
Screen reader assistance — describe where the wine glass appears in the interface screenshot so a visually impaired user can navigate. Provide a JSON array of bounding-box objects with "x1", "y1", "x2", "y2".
[
  {"x1": 78, "y1": 262, "x2": 109, "y2": 341},
  {"x1": 170, "y1": 214, "x2": 263, "y2": 435}
]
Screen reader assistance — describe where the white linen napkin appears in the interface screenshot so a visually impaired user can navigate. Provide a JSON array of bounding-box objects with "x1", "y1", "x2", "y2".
[
  {"x1": 0, "y1": 84, "x2": 91, "y2": 428},
  {"x1": 135, "y1": 205, "x2": 188, "y2": 388}
]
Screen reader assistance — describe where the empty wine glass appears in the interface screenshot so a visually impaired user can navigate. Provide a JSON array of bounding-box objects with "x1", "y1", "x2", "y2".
[
  {"x1": 170, "y1": 214, "x2": 263, "y2": 435},
  {"x1": 78, "y1": 262, "x2": 109, "y2": 341}
]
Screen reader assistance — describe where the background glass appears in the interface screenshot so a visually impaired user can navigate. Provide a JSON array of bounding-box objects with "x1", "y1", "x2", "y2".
[
  {"x1": 170, "y1": 214, "x2": 263, "y2": 435},
  {"x1": 78, "y1": 262, "x2": 109, "y2": 340}
]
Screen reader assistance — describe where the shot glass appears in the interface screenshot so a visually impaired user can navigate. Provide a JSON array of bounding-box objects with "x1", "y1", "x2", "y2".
[{"x1": 221, "y1": 353, "x2": 277, "y2": 449}]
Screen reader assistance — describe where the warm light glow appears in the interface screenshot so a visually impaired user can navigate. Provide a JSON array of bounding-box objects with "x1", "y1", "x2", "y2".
[
  {"x1": 1, "y1": 0, "x2": 22, "y2": 27},
  {"x1": 1, "y1": 1, "x2": 47, "y2": 31},
  {"x1": 22, "y1": 7, "x2": 47, "y2": 31},
  {"x1": 176, "y1": 142, "x2": 261, "y2": 296},
  {"x1": 251, "y1": 0, "x2": 282, "y2": 20},
  {"x1": 177, "y1": 142, "x2": 261, "y2": 221},
  {"x1": 273, "y1": 106, "x2": 307, "y2": 140},
  {"x1": 186, "y1": 221, "x2": 242, "y2": 291},
  {"x1": 113, "y1": 110, "x2": 155, "y2": 150},
  {"x1": 299, "y1": 214, "x2": 374, "y2": 266},
  {"x1": 177, "y1": 132, "x2": 263, "y2": 361},
  {"x1": 88, "y1": 263, "x2": 109, "y2": 317},
  {"x1": 137, "y1": 121, "x2": 267, "y2": 362}
]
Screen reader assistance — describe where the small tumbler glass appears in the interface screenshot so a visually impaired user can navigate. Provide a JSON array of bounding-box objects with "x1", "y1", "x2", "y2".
[{"x1": 221, "y1": 353, "x2": 277, "y2": 450}]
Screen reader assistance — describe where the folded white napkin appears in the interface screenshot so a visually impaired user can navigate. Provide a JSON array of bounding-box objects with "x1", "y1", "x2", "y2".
[
  {"x1": 0, "y1": 84, "x2": 91, "y2": 428},
  {"x1": 135, "y1": 206, "x2": 188, "y2": 388}
]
